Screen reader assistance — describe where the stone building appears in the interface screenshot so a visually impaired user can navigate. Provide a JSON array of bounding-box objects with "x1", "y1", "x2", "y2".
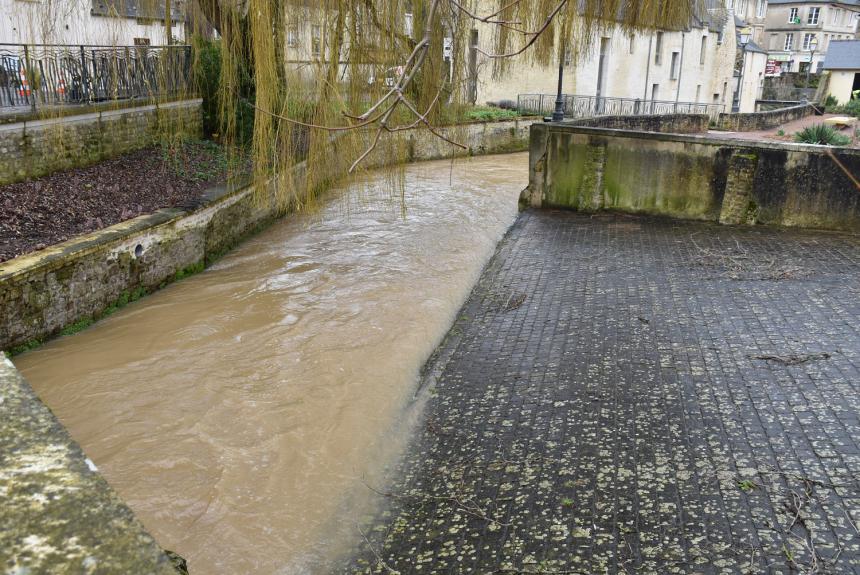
[
  {"x1": 728, "y1": 0, "x2": 770, "y2": 43},
  {"x1": 0, "y1": 0, "x2": 186, "y2": 46},
  {"x1": 762, "y1": 0, "x2": 860, "y2": 74}
]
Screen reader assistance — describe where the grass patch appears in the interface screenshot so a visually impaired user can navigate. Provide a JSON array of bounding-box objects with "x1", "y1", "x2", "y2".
[{"x1": 462, "y1": 106, "x2": 519, "y2": 122}]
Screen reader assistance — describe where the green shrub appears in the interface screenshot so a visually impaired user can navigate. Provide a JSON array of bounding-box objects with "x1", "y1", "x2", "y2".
[
  {"x1": 832, "y1": 99, "x2": 860, "y2": 118},
  {"x1": 777, "y1": 129, "x2": 785, "y2": 136},
  {"x1": 463, "y1": 106, "x2": 519, "y2": 122},
  {"x1": 193, "y1": 36, "x2": 222, "y2": 139},
  {"x1": 823, "y1": 94, "x2": 838, "y2": 109},
  {"x1": 193, "y1": 36, "x2": 255, "y2": 145},
  {"x1": 793, "y1": 123, "x2": 851, "y2": 146}
]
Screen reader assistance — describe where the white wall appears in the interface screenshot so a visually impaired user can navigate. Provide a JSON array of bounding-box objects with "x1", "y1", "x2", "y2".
[
  {"x1": 827, "y1": 69, "x2": 857, "y2": 102},
  {"x1": 737, "y1": 50, "x2": 768, "y2": 112},
  {"x1": 0, "y1": 0, "x2": 184, "y2": 46},
  {"x1": 473, "y1": 15, "x2": 737, "y2": 112}
]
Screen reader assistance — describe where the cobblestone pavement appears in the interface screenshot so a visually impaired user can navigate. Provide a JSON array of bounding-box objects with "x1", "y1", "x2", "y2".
[{"x1": 347, "y1": 210, "x2": 860, "y2": 575}]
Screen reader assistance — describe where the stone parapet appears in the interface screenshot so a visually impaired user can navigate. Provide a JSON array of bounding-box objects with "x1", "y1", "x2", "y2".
[{"x1": 527, "y1": 122, "x2": 860, "y2": 232}]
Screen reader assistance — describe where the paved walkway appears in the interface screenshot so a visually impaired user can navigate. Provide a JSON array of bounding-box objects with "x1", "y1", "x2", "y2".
[
  {"x1": 349, "y1": 210, "x2": 860, "y2": 574},
  {"x1": 708, "y1": 113, "x2": 854, "y2": 145}
]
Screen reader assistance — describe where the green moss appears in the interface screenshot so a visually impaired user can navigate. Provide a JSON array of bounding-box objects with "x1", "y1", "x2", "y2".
[
  {"x1": 7, "y1": 338, "x2": 43, "y2": 357},
  {"x1": 174, "y1": 261, "x2": 205, "y2": 282},
  {"x1": 8, "y1": 285, "x2": 153, "y2": 356},
  {"x1": 60, "y1": 317, "x2": 94, "y2": 337}
]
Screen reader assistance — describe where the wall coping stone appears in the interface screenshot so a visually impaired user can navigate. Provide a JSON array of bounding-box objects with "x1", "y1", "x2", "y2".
[
  {"x1": 0, "y1": 356, "x2": 179, "y2": 574},
  {"x1": 0, "y1": 176, "x2": 250, "y2": 284},
  {"x1": 538, "y1": 122, "x2": 860, "y2": 156},
  {"x1": 0, "y1": 99, "x2": 203, "y2": 134}
]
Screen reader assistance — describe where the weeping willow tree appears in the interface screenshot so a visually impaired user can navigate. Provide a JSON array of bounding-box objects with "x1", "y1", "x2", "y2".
[{"x1": 196, "y1": 0, "x2": 703, "y2": 211}]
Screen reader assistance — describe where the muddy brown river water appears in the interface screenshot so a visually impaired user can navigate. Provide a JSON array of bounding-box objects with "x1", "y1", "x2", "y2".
[{"x1": 16, "y1": 153, "x2": 529, "y2": 574}]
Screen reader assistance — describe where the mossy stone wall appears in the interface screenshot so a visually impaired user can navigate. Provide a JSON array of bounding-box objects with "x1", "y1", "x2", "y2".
[
  {"x1": 528, "y1": 123, "x2": 860, "y2": 232},
  {"x1": 0, "y1": 100, "x2": 202, "y2": 185}
]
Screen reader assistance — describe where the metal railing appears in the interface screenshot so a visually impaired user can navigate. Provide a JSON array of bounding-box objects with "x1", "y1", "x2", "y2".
[
  {"x1": 0, "y1": 43, "x2": 192, "y2": 109},
  {"x1": 517, "y1": 93, "x2": 725, "y2": 122},
  {"x1": 754, "y1": 99, "x2": 803, "y2": 112}
]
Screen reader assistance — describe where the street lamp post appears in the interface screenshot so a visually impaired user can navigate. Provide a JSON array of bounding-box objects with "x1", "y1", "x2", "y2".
[
  {"x1": 551, "y1": 53, "x2": 566, "y2": 122},
  {"x1": 805, "y1": 36, "x2": 819, "y2": 90},
  {"x1": 732, "y1": 26, "x2": 752, "y2": 113}
]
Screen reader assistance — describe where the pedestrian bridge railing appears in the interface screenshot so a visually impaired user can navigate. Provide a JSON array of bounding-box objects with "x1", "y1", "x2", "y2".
[
  {"x1": 517, "y1": 93, "x2": 725, "y2": 122},
  {"x1": 0, "y1": 43, "x2": 192, "y2": 110}
]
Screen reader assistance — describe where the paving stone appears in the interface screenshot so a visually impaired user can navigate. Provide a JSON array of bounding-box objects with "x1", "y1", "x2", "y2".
[{"x1": 346, "y1": 210, "x2": 860, "y2": 574}]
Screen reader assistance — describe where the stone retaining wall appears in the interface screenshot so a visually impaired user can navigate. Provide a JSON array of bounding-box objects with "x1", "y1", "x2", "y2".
[
  {"x1": 526, "y1": 123, "x2": 860, "y2": 231},
  {"x1": 0, "y1": 117, "x2": 537, "y2": 354},
  {"x1": 0, "y1": 99, "x2": 202, "y2": 185},
  {"x1": 716, "y1": 103, "x2": 817, "y2": 132}
]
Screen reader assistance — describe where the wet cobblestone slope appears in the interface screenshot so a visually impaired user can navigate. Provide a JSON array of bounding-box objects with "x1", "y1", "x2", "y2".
[{"x1": 349, "y1": 210, "x2": 860, "y2": 574}]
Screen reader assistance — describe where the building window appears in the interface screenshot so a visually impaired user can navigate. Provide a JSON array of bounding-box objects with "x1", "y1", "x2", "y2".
[
  {"x1": 404, "y1": 9, "x2": 413, "y2": 35},
  {"x1": 287, "y1": 25, "x2": 298, "y2": 47},
  {"x1": 700, "y1": 35, "x2": 707, "y2": 64},
  {"x1": 696, "y1": 84, "x2": 701, "y2": 102},
  {"x1": 670, "y1": 51, "x2": 680, "y2": 79},
  {"x1": 807, "y1": 7, "x2": 820, "y2": 24},
  {"x1": 802, "y1": 32, "x2": 816, "y2": 50},
  {"x1": 756, "y1": 0, "x2": 766, "y2": 18},
  {"x1": 312, "y1": 25, "x2": 322, "y2": 56},
  {"x1": 652, "y1": 83, "x2": 659, "y2": 100},
  {"x1": 655, "y1": 31, "x2": 663, "y2": 64},
  {"x1": 788, "y1": 7, "x2": 798, "y2": 23},
  {"x1": 784, "y1": 32, "x2": 794, "y2": 50},
  {"x1": 832, "y1": 8, "x2": 841, "y2": 24},
  {"x1": 629, "y1": 34, "x2": 635, "y2": 54},
  {"x1": 564, "y1": 47, "x2": 572, "y2": 67},
  {"x1": 133, "y1": 37, "x2": 151, "y2": 46}
]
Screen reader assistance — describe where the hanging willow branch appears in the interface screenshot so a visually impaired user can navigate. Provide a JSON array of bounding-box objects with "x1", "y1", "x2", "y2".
[{"x1": 196, "y1": 0, "x2": 706, "y2": 212}]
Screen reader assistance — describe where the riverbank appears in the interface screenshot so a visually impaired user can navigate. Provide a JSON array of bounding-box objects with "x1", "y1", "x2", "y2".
[{"x1": 1, "y1": 118, "x2": 537, "y2": 354}]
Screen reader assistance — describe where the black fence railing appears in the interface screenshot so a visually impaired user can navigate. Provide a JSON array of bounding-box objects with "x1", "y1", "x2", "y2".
[
  {"x1": 0, "y1": 43, "x2": 192, "y2": 109},
  {"x1": 517, "y1": 93, "x2": 725, "y2": 122}
]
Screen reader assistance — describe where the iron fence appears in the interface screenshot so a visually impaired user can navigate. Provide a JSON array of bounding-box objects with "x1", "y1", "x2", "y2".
[
  {"x1": 0, "y1": 43, "x2": 192, "y2": 109},
  {"x1": 517, "y1": 93, "x2": 725, "y2": 122}
]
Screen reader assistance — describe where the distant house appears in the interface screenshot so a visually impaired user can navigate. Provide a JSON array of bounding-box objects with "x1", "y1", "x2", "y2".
[
  {"x1": 762, "y1": 0, "x2": 860, "y2": 74},
  {"x1": 0, "y1": 0, "x2": 185, "y2": 46},
  {"x1": 823, "y1": 39, "x2": 860, "y2": 102}
]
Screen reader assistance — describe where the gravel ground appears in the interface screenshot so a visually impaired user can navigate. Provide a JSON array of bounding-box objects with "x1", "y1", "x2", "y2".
[{"x1": 0, "y1": 141, "x2": 236, "y2": 263}]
